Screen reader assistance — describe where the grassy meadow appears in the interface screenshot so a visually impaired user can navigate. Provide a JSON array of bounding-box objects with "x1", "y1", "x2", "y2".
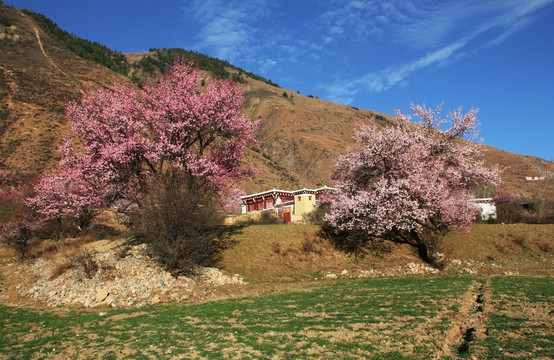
[
  {"x1": 1, "y1": 223, "x2": 553, "y2": 359},
  {"x1": 1, "y1": 275, "x2": 553, "y2": 359}
]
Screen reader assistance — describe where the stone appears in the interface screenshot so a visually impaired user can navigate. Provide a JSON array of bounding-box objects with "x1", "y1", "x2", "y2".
[{"x1": 95, "y1": 288, "x2": 110, "y2": 303}]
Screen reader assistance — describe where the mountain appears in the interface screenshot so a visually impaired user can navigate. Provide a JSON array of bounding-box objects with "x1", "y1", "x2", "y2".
[
  {"x1": 0, "y1": 4, "x2": 128, "y2": 172},
  {"x1": 0, "y1": 3, "x2": 552, "y2": 201}
]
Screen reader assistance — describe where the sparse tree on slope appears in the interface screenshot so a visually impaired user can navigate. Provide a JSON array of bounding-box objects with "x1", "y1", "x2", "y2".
[{"x1": 325, "y1": 103, "x2": 500, "y2": 268}]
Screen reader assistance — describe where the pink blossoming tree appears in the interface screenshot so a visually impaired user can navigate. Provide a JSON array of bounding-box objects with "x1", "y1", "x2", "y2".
[
  {"x1": 28, "y1": 61, "x2": 260, "y2": 226},
  {"x1": 325, "y1": 103, "x2": 500, "y2": 267}
]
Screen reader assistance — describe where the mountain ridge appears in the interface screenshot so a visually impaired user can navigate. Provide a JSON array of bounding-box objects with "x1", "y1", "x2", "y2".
[{"x1": 0, "y1": 3, "x2": 551, "y2": 201}]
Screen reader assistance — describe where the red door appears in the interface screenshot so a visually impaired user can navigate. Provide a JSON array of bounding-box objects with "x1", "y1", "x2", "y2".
[{"x1": 283, "y1": 211, "x2": 291, "y2": 223}]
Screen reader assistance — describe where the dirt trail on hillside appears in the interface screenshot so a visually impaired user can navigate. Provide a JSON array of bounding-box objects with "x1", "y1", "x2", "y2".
[{"x1": 32, "y1": 26, "x2": 70, "y2": 79}]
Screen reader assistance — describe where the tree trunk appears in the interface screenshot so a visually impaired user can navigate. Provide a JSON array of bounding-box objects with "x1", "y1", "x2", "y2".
[{"x1": 411, "y1": 227, "x2": 447, "y2": 269}]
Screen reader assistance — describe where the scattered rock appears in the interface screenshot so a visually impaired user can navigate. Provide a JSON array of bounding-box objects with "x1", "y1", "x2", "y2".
[
  {"x1": 405, "y1": 262, "x2": 439, "y2": 275},
  {"x1": 9, "y1": 243, "x2": 246, "y2": 308},
  {"x1": 202, "y1": 268, "x2": 245, "y2": 286},
  {"x1": 451, "y1": 259, "x2": 462, "y2": 266}
]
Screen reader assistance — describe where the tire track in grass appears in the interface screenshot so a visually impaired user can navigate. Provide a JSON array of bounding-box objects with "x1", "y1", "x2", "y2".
[{"x1": 437, "y1": 279, "x2": 491, "y2": 358}]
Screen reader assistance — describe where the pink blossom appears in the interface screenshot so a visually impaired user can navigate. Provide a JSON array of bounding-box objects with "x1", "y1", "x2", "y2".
[
  {"x1": 326, "y1": 103, "x2": 500, "y2": 265},
  {"x1": 28, "y1": 61, "x2": 260, "y2": 220}
]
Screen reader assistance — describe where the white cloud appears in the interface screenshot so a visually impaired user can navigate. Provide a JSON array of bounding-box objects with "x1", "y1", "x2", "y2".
[
  {"x1": 258, "y1": 58, "x2": 277, "y2": 73},
  {"x1": 315, "y1": 0, "x2": 553, "y2": 51},
  {"x1": 179, "y1": 0, "x2": 552, "y2": 99},
  {"x1": 181, "y1": 0, "x2": 275, "y2": 61},
  {"x1": 321, "y1": 0, "x2": 554, "y2": 99},
  {"x1": 323, "y1": 39, "x2": 467, "y2": 100}
]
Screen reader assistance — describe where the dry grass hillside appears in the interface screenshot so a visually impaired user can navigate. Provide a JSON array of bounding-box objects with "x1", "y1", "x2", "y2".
[
  {"x1": 1, "y1": 3, "x2": 552, "y2": 202},
  {"x1": 238, "y1": 79, "x2": 394, "y2": 192},
  {"x1": 0, "y1": 5, "x2": 129, "y2": 172},
  {"x1": 239, "y1": 78, "x2": 553, "y2": 201}
]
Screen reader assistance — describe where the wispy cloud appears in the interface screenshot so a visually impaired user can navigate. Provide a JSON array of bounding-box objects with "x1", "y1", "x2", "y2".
[
  {"x1": 181, "y1": 0, "x2": 552, "y2": 102},
  {"x1": 181, "y1": 0, "x2": 274, "y2": 61},
  {"x1": 322, "y1": 0, "x2": 554, "y2": 101},
  {"x1": 325, "y1": 39, "x2": 467, "y2": 104}
]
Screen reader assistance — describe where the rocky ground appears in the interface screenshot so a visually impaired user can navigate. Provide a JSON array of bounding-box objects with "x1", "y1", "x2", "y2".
[
  {"x1": 0, "y1": 238, "x2": 510, "y2": 310},
  {"x1": 0, "y1": 240, "x2": 247, "y2": 309}
]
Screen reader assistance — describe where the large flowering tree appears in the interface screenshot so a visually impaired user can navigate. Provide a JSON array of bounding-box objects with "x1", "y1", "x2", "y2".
[
  {"x1": 325, "y1": 103, "x2": 500, "y2": 267},
  {"x1": 28, "y1": 61, "x2": 260, "y2": 225}
]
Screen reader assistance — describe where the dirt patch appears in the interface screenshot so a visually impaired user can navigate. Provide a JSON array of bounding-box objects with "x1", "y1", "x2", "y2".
[
  {"x1": 437, "y1": 280, "x2": 491, "y2": 358},
  {"x1": 104, "y1": 311, "x2": 149, "y2": 322}
]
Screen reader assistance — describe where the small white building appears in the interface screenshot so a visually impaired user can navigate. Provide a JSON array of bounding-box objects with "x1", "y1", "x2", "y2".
[{"x1": 469, "y1": 198, "x2": 497, "y2": 220}]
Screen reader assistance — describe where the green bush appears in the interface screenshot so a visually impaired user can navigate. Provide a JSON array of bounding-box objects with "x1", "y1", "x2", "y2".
[{"x1": 0, "y1": 15, "x2": 11, "y2": 27}]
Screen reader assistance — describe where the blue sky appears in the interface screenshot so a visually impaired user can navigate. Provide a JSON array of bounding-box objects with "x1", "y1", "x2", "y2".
[{"x1": 5, "y1": 0, "x2": 554, "y2": 160}]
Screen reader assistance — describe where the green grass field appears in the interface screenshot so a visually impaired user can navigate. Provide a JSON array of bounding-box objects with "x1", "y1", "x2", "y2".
[{"x1": 1, "y1": 275, "x2": 552, "y2": 359}]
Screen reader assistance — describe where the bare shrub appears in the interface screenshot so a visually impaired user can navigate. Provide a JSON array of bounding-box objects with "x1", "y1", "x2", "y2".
[
  {"x1": 494, "y1": 196, "x2": 554, "y2": 224},
  {"x1": 130, "y1": 176, "x2": 225, "y2": 276},
  {"x1": 235, "y1": 210, "x2": 284, "y2": 225},
  {"x1": 86, "y1": 223, "x2": 122, "y2": 240},
  {"x1": 75, "y1": 251, "x2": 99, "y2": 279},
  {"x1": 494, "y1": 241, "x2": 508, "y2": 254},
  {"x1": 258, "y1": 211, "x2": 284, "y2": 224},
  {"x1": 510, "y1": 234, "x2": 528, "y2": 250},
  {"x1": 116, "y1": 244, "x2": 132, "y2": 260},
  {"x1": 49, "y1": 260, "x2": 75, "y2": 280},
  {"x1": 271, "y1": 241, "x2": 294, "y2": 264},
  {"x1": 495, "y1": 200, "x2": 525, "y2": 224},
  {"x1": 0, "y1": 212, "x2": 40, "y2": 259},
  {"x1": 100, "y1": 263, "x2": 117, "y2": 281},
  {"x1": 271, "y1": 241, "x2": 284, "y2": 263},
  {"x1": 0, "y1": 171, "x2": 42, "y2": 259},
  {"x1": 37, "y1": 218, "x2": 83, "y2": 241}
]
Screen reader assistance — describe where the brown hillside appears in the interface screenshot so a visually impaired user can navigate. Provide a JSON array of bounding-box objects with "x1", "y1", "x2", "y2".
[
  {"x1": 239, "y1": 77, "x2": 553, "y2": 201},
  {"x1": 1, "y1": 4, "x2": 552, "y2": 202},
  {"x1": 0, "y1": 5, "x2": 127, "y2": 172},
  {"x1": 238, "y1": 79, "x2": 394, "y2": 192}
]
